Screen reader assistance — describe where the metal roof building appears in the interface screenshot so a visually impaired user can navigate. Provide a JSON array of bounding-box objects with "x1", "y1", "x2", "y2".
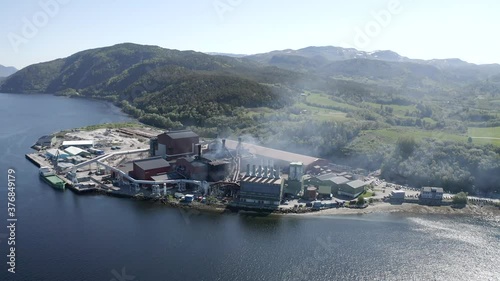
[
  {"x1": 36, "y1": 135, "x2": 56, "y2": 147},
  {"x1": 45, "y1": 149, "x2": 69, "y2": 159},
  {"x1": 62, "y1": 140, "x2": 94, "y2": 148},
  {"x1": 64, "y1": 146, "x2": 90, "y2": 156},
  {"x1": 225, "y1": 139, "x2": 326, "y2": 171},
  {"x1": 134, "y1": 157, "x2": 171, "y2": 171},
  {"x1": 317, "y1": 174, "x2": 350, "y2": 185},
  {"x1": 238, "y1": 165, "x2": 284, "y2": 208},
  {"x1": 131, "y1": 157, "x2": 171, "y2": 180},
  {"x1": 338, "y1": 180, "x2": 367, "y2": 198},
  {"x1": 420, "y1": 187, "x2": 444, "y2": 205}
]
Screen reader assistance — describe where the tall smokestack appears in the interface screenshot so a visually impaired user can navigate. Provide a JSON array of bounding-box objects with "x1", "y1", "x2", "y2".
[
  {"x1": 258, "y1": 165, "x2": 262, "y2": 177},
  {"x1": 264, "y1": 166, "x2": 268, "y2": 178},
  {"x1": 237, "y1": 137, "x2": 242, "y2": 155},
  {"x1": 252, "y1": 165, "x2": 256, "y2": 177},
  {"x1": 247, "y1": 164, "x2": 250, "y2": 176},
  {"x1": 197, "y1": 144, "x2": 202, "y2": 159}
]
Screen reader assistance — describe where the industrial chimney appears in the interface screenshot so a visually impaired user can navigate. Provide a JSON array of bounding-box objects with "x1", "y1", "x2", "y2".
[
  {"x1": 246, "y1": 164, "x2": 250, "y2": 176},
  {"x1": 252, "y1": 165, "x2": 256, "y2": 177},
  {"x1": 237, "y1": 137, "x2": 242, "y2": 155},
  {"x1": 197, "y1": 144, "x2": 202, "y2": 159}
]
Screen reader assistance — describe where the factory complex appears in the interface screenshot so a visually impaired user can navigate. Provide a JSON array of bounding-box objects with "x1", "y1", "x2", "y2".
[{"x1": 27, "y1": 126, "x2": 377, "y2": 212}]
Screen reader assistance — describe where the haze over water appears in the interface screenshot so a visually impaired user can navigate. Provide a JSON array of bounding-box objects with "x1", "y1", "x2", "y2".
[{"x1": 0, "y1": 93, "x2": 498, "y2": 281}]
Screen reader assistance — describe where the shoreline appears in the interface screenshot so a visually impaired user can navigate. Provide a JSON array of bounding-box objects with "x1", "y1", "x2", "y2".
[
  {"x1": 138, "y1": 196, "x2": 500, "y2": 219},
  {"x1": 293, "y1": 201, "x2": 500, "y2": 218},
  {"x1": 26, "y1": 124, "x2": 500, "y2": 220}
]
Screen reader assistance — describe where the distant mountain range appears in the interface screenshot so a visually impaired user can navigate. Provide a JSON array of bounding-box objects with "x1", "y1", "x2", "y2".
[
  {"x1": 205, "y1": 52, "x2": 248, "y2": 58},
  {"x1": 1, "y1": 43, "x2": 499, "y2": 127},
  {"x1": 0, "y1": 64, "x2": 17, "y2": 77},
  {"x1": 246, "y1": 46, "x2": 484, "y2": 67},
  {"x1": 244, "y1": 46, "x2": 500, "y2": 83}
]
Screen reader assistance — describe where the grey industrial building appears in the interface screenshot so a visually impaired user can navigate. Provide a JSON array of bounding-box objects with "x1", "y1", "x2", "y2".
[
  {"x1": 283, "y1": 162, "x2": 305, "y2": 198},
  {"x1": 238, "y1": 165, "x2": 284, "y2": 207},
  {"x1": 224, "y1": 139, "x2": 327, "y2": 172},
  {"x1": 175, "y1": 144, "x2": 232, "y2": 182},
  {"x1": 338, "y1": 180, "x2": 367, "y2": 198}
]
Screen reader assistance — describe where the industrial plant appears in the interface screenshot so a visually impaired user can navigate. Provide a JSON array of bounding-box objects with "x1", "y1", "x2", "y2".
[{"x1": 27, "y1": 126, "x2": 376, "y2": 212}]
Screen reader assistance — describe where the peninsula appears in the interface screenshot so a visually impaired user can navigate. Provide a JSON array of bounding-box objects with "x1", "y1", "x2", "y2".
[{"x1": 26, "y1": 123, "x2": 500, "y2": 216}]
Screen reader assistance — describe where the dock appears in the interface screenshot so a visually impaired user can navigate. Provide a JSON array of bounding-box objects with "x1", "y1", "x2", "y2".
[
  {"x1": 26, "y1": 152, "x2": 96, "y2": 193},
  {"x1": 25, "y1": 153, "x2": 46, "y2": 168}
]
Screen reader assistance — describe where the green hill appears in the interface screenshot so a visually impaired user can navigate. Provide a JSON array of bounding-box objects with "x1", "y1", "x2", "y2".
[
  {"x1": 2, "y1": 43, "x2": 499, "y2": 194},
  {"x1": 0, "y1": 43, "x2": 306, "y2": 127}
]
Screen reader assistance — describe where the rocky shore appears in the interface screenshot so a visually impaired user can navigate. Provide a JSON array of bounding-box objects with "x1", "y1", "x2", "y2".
[{"x1": 142, "y1": 195, "x2": 500, "y2": 219}]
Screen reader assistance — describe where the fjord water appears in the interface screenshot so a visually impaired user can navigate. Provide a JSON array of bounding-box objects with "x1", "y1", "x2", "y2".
[{"x1": 0, "y1": 93, "x2": 499, "y2": 281}]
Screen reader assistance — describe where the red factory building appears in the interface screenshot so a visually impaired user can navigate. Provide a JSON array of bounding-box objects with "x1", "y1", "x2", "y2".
[
  {"x1": 131, "y1": 157, "x2": 171, "y2": 180},
  {"x1": 152, "y1": 130, "x2": 200, "y2": 159}
]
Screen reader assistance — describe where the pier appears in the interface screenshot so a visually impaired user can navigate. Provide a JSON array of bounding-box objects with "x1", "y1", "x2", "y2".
[{"x1": 26, "y1": 152, "x2": 98, "y2": 193}]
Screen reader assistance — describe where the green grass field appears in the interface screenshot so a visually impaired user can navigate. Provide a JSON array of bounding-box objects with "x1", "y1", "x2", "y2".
[
  {"x1": 468, "y1": 127, "x2": 500, "y2": 146},
  {"x1": 366, "y1": 127, "x2": 467, "y2": 143},
  {"x1": 352, "y1": 126, "x2": 500, "y2": 147},
  {"x1": 364, "y1": 102, "x2": 417, "y2": 117},
  {"x1": 468, "y1": 126, "x2": 500, "y2": 137},
  {"x1": 305, "y1": 93, "x2": 358, "y2": 111},
  {"x1": 295, "y1": 102, "x2": 349, "y2": 121}
]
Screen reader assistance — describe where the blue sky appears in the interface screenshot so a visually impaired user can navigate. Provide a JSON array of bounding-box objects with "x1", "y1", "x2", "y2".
[{"x1": 1, "y1": 0, "x2": 499, "y2": 69}]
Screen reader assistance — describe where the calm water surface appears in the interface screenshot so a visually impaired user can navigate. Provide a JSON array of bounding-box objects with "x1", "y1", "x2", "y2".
[{"x1": 0, "y1": 93, "x2": 499, "y2": 281}]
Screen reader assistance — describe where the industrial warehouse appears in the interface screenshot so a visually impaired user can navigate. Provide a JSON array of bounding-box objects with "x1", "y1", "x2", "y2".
[{"x1": 26, "y1": 126, "x2": 378, "y2": 212}]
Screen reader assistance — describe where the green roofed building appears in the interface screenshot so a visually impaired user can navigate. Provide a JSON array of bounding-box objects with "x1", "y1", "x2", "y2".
[
  {"x1": 338, "y1": 180, "x2": 367, "y2": 198},
  {"x1": 305, "y1": 173, "x2": 351, "y2": 197}
]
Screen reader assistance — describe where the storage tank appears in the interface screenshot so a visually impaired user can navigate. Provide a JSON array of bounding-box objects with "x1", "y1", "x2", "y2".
[{"x1": 305, "y1": 186, "x2": 318, "y2": 201}]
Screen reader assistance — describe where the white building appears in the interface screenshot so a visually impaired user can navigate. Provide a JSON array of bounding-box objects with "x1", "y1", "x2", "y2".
[
  {"x1": 61, "y1": 140, "x2": 94, "y2": 149},
  {"x1": 420, "y1": 187, "x2": 444, "y2": 199},
  {"x1": 64, "y1": 146, "x2": 90, "y2": 157},
  {"x1": 420, "y1": 187, "x2": 444, "y2": 206}
]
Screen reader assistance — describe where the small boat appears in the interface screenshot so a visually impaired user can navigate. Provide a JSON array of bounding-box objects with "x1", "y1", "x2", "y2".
[{"x1": 39, "y1": 167, "x2": 65, "y2": 190}]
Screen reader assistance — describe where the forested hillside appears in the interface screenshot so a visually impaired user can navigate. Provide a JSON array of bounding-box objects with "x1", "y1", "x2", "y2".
[{"x1": 1, "y1": 43, "x2": 499, "y2": 194}]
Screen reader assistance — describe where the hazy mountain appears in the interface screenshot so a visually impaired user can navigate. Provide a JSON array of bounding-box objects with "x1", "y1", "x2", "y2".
[
  {"x1": 0, "y1": 43, "x2": 298, "y2": 96},
  {"x1": 246, "y1": 46, "x2": 500, "y2": 82},
  {"x1": 0, "y1": 64, "x2": 17, "y2": 77},
  {"x1": 2, "y1": 43, "x2": 499, "y2": 127},
  {"x1": 0, "y1": 43, "x2": 310, "y2": 128},
  {"x1": 205, "y1": 52, "x2": 248, "y2": 58}
]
